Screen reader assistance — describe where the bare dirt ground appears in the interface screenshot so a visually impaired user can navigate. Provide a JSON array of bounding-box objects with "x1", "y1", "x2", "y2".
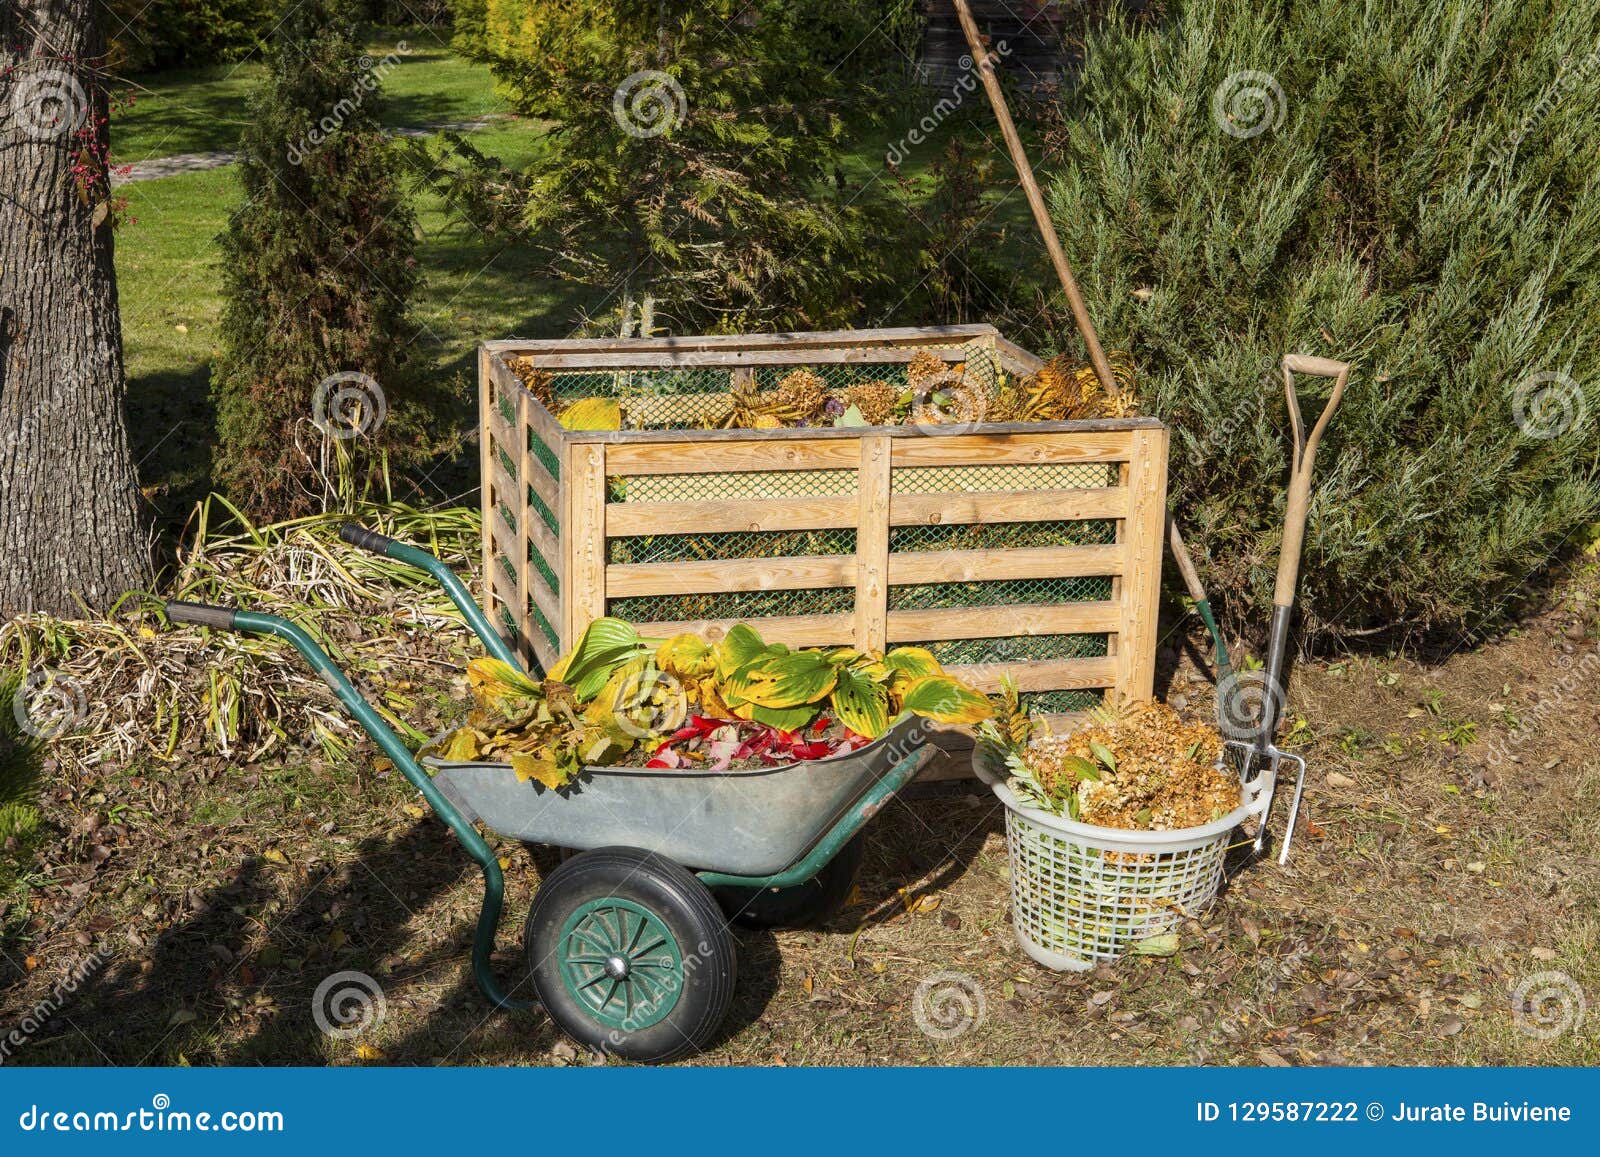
[{"x1": 4, "y1": 558, "x2": 1597, "y2": 1068}]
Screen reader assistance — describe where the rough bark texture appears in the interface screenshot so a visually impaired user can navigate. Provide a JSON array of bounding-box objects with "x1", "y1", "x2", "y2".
[{"x1": 1, "y1": 0, "x2": 151, "y2": 617}]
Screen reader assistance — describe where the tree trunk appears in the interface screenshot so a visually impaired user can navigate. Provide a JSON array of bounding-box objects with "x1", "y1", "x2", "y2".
[{"x1": 1, "y1": 0, "x2": 150, "y2": 617}]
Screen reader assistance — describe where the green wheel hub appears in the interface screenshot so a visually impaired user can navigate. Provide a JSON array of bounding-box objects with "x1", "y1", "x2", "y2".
[{"x1": 557, "y1": 898, "x2": 684, "y2": 1031}]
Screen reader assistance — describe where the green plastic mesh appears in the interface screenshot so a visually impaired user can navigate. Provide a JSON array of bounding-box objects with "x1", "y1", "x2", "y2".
[
  {"x1": 496, "y1": 501, "x2": 558, "y2": 591},
  {"x1": 608, "y1": 528, "x2": 857, "y2": 566},
  {"x1": 528, "y1": 425, "x2": 560, "y2": 481},
  {"x1": 608, "y1": 586, "x2": 855, "y2": 624},
  {"x1": 892, "y1": 463, "x2": 1115, "y2": 494},
  {"x1": 610, "y1": 470, "x2": 857, "y2": 503},
  {"x1": 888, "y1": 576, "x2": 1113, "y2": 611},
  {"x1": 1022, "y1": 688, "x2": 1105, "y2": 715},
  {"x1": 889, "y1": 519, "x2": 1117, "y2": 552},
  {"x1": 901, "y1": 634, "x2": 1109, "y2": 665}
]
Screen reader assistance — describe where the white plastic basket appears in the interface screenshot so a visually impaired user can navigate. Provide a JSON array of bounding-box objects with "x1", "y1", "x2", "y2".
[{"x1": 974, "y1": 745, "x2": 1269, "y2": 971}]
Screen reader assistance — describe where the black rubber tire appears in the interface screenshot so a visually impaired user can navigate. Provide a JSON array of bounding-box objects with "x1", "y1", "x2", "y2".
[
  {"x1": 715, "y1": 834, "x2": 865, "y2": 930},
  {"x1": 525, "y1": 846, "x2": 737, "y2": 1063}
]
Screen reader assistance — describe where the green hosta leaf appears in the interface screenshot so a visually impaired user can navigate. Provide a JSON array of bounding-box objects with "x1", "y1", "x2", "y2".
[
  {"x1": 725, "y1": 649, "x2": 838, "y2": 709},
  {"x1": 548, "y1": 618, "x2": 647, "y2": 700},
  {"x1": 1089, "y1": 741, "x2": 1118, "y2": 772},
  {"x1": 834, "y1": 403, "x2": 867, "y2": 427},
  {"x1": 557, "y1": 397, "x2": 621, "y2": 430},
  {"x1": 898, "y1": 675, "x2": 993, "y2": 724},
  {"x1": 1060, "y1": 754, "x2": 1101, "y2": 782},
  {"x1": 713, "y1": 623, "x2": 769, "y2": 680},
  {"x1": 748, "y1": 702, "x2": 820, "y2": 731},
  {"x1": 832, "y1": 665, "x2": 891, "y2": 739}
]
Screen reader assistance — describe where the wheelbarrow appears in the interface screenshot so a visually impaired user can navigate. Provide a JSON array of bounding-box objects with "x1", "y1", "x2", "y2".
[{"x1": 165, "y1": 524, "x2": 935, "y2": 1063}]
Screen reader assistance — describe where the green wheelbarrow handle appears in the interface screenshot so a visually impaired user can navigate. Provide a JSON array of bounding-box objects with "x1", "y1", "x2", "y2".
[{"x1": 165, "y1": 596, "x2": 534, "y2": 1013}]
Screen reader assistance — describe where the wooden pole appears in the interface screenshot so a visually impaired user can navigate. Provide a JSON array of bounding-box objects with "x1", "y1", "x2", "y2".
[{"x1": 950, "y1": 0, "x2": 1119, "y2": 398}]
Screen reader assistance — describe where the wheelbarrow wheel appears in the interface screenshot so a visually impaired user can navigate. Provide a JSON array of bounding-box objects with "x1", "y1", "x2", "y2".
[
  {"x1": 525, "y1": 846, "x2": 736, "y2": 1064},
  {"x1": 714, "y1": 833, "x2": 864, "y2": 930}
]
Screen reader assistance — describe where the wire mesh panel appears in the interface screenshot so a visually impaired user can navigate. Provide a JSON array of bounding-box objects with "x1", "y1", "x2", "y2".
[{"x1": 479, "y1": 326, "x2": 1169, "y2": 723}]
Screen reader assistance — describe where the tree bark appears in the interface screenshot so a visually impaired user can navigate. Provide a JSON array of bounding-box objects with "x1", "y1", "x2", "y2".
[{"x1": 1, "y1": 0, "x2": 150, "y2": 618}]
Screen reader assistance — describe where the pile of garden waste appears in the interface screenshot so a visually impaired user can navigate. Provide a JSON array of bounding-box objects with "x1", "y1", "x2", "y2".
[
  {"x1": 434, "y1": 618, "x2": 993, "y2": 787},
  {"x1": 979, "y1": 688, "x2": 1239, "y2": 832},
  {"x1": 515, "y1": 349, "x2": 1138, "y2": 432}
]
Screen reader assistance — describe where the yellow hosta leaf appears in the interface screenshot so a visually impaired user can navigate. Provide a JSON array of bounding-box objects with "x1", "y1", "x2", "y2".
[
  {"x1": 512, "y1": 751, "x2": 570, "y2": 790},
  {"x1": 439, "y1": 728, "x2": 480, "y2": 762},
  {"x1": 657, "y1": 633, "x2": 714, "y2": 679},
  {"x1": 558, "y1": 396, "x2": 622, "y2": 430},
  {"x1": 899, "y1": 675, "x2": 994, "y2": 725},
  {"x1": 354, "y1": 1044, "x2": 386, "y2": 1062}
]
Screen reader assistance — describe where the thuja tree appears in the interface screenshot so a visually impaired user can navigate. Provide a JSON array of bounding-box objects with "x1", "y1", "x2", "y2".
[
  {"x1": 0, "y1": 0, "x2": 151, "y2": 617},
  {"x1": 443, "y1": 0, "x2": 919, "y2": 334},
  {"x1": 1048, "y1": 0, "x2": 1600, "y2": 640},
  {"x1": 212, "y1": 0, "x2": 420, "y2": 521}
]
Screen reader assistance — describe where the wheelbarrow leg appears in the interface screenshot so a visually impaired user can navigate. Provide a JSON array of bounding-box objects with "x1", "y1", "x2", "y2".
[{"x1": 165, "y1": 600, "x2": 534, "y2": 1012}]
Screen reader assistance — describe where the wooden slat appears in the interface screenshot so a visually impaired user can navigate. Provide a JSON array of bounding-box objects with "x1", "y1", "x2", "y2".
[
  {"x1": 564, "y1": 442, "x2": 608, "y2": 648},
  {"x1": 482, "y1": 324, "x2": 997, "y2": 358},
  {"x1": 488, "y1": 460, "x2": 518, "y2": 519},
  {"x1": 886, "y1": 602, "x2": 1120, "y2": 642},
  {"x1": 947, "y1": 657, "x2": 1116, "y2": 693},
  {"x1": 523, "y1": 504, "x2": 558, "y2": 576},
  {"x1": 529, "y1": 573, "x2": 561, "y2": 638},
  {"x1": 888, "y1": 543, "x2": 1124, "y2": 584},
  {"x1": 994, "y1": 336, "x2": 1044, "y2": 375},
  {"x1": 516, "y1": 391, "x2": 534, "y2": 637},
  {"x1": 1114, "y1": 426, "x2": 1169, "y2": 704},
  {"x1": 606, "y1": 555, "x2": 855, "y2": 597},
  {"x1": 485, "y1": 399, "x2": 517, "y2": 461},
  {"x1": 891, "y1": 486, "x2": 1127, "y2": 526},
  {"x1": 477, "y1": 346, "x2": 498, "y2": 627},
  {"x1": 890, "y1": 431, "x2": 1133, "y2": 467},
  {"x1": 489, "y1": 506, "x2": 518, "y2": 560},
  {"x1": 514, "y1": 346, "x2": 972, "y2": 370},
  {"x1": 490, "y1": 563, "x2": 520, "y2": 621},
  {"x1": 635, "y1": 614, "x2": 855, "y2": 648},
  {"x1": 605, "y1": 438, "x2": 862, "y2": 475},
  {"x1": 566, "y1": 416, "x2": 1163, "y2": 446},
  {"x1": 528, "y1": 630, "x2": 559, "y2": 677},
  {"x1": 855, "y1": 435, "x2": 891, "y2": 653},
  {"x1": 606, "y1": 495, "x2": 856, "y2": 536}
]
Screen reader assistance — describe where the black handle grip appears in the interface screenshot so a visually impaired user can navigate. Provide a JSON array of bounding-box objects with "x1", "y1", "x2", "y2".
[
  {"x1": 166, "y1": 600, "x2": 239, "y2": 631},
  {"x1": 340, "y1": 523, "x2": 397, "y2": 554}
]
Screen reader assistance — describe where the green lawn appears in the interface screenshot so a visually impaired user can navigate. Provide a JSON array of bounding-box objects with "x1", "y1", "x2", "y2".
[
  {"x1": 114, "y1": 28, "x2": 508, "y2": 163},
  {"x1": 118, "y1": 118, "x2": 578, "y2": 524}
]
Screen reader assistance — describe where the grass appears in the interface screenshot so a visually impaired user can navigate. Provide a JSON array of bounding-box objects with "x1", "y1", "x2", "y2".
[
  {"x1": 118, "y1": 117, "x2": 578, "y2": 525},
  {"x1": 112, "y1": 28, "x2": 508, "y2": 163}
]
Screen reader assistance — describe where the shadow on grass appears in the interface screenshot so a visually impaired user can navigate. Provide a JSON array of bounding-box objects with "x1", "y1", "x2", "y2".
[{"x1": 15, "y1": 817, "x2": 553, "y2": 1066}]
